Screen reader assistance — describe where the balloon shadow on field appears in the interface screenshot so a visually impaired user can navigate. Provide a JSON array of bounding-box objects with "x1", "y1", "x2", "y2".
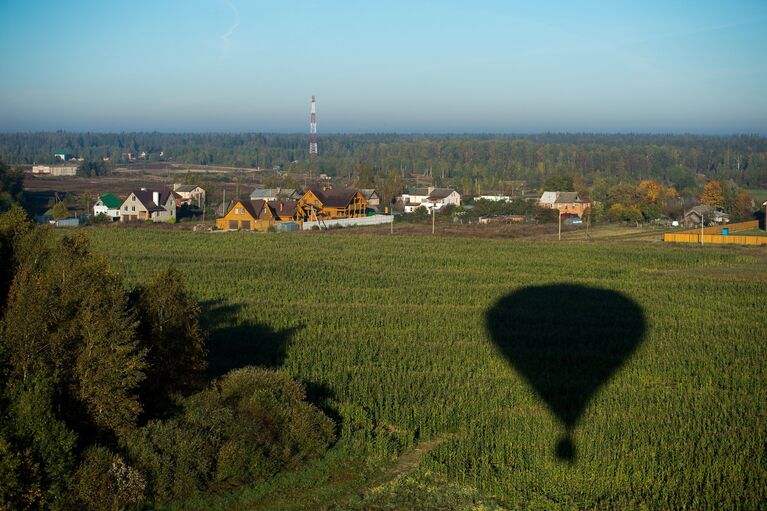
[
  {"x1": 201, "y1": 300, "x2": 302, "y2": 379},
  {"x1": 485, "y1": 284, "x2": 646, "y2": 462}
]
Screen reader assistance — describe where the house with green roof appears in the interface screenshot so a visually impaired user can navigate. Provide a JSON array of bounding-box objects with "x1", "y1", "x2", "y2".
[{"x1": 93, "y1": 193, "x2": 122, "y2": 220}]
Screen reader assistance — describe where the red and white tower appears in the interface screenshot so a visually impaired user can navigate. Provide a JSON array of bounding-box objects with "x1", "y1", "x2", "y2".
[{"x1": 309, "y1": 95, "x2": 318, "y2": 159}]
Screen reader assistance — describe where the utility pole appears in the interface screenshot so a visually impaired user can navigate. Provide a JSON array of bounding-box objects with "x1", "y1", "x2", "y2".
[
  {"x1": 432, "y1": 207, "x2": 436, "y2": 235},
  {"x1": 700, "y1": 214, "x2": 704, "y2": 245},
  {"x1": 558, "y1": 211, "x2": 562, "y2": 241}
]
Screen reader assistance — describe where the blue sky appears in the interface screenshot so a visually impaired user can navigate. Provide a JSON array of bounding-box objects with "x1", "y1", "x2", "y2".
[{"x1": 1, "y1": 0, "x2": 765, "y2": 133}]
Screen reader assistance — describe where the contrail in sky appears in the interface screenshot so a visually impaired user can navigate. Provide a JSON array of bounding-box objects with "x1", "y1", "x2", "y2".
[{"x1": 219, "y1": 0, "x2": 240, "y2": 61}]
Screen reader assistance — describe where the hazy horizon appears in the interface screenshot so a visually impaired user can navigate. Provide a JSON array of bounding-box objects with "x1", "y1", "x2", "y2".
[{"x1": 1, "y1": 1, "x2": 765, "y2": 134}]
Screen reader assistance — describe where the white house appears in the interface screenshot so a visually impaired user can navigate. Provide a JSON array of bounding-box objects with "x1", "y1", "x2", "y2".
[
  {"x1": 401, "y1": 187, "x2": 461, "y2": 213},
  {"x1": 173, "y1": 184, "x2": 206, "y2": 207},
  {"x1": 93, "y1": 193, "x2": 122, "y2": 221},
  {"x1": 120, "y1": 188, "x2": 177, "y2": 222}
]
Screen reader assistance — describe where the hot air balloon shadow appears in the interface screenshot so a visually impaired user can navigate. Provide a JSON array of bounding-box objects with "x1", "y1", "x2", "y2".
[{"x1": 486, "y1": 284, "x2": 645, "y2": 462}]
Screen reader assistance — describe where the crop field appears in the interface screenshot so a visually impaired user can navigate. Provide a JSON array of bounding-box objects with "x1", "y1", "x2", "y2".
[{"x1": 86, "y1": 229, "x2": 767, "y2": 510}]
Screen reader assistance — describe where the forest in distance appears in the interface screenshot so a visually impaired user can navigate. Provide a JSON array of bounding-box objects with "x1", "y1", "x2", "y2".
[{"x1": 2, "y1": 132, "x2": 767, "y2": 192}]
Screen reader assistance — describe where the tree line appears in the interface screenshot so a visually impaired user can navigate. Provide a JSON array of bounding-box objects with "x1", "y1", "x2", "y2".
[{"x1": 2, "y1": 132, "x2": 766, "y2": 191}]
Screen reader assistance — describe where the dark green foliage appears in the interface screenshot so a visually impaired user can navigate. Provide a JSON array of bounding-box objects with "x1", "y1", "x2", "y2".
[
  {"x1": 70, "y1": 446, "x2": 146, "y2": 511},
  {"x1": 0, "y1": 157, "x2": 24, "y2": 212},
  {"x1": 1, "y1": 375, "x2": 77, "y2": 510},
  {"x1": 2, "y1": 232, "x2": 145, "y2": 438},
  {"x1": 126, "y1": 367, "x2": 335, "y2": 505},
  {"x1": 542, "y1": 174, "x2": 575, "y2": 191},
  {"x1": 0, "y1": 205, "x2": 32, "y2": 311},
  {"x1": 132, "y1": 268, "x2": 207, "y2": 416},
  {"x1": 75, "y1": 160, "x2": 110, "y2": 177}
]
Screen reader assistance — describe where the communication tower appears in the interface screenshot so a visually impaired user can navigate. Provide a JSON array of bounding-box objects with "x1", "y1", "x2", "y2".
[{"x1": 309, "y1": 95, "x2": 318, "y2": 159}]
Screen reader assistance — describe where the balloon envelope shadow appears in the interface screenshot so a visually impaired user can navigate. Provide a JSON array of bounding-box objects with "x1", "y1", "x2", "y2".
[{"x1": 486, "y1": 284, "x2": 645, "y2": 462}]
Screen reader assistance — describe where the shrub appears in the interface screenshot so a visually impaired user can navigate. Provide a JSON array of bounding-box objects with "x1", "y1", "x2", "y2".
[
  {"x1": 126, "y1": 367, "x2": 336, "y2": 504},
  {"x1": 71, "y1": 446, "x2": 146, "y2": 511},
  {"x1": 168, "y1": 217, "x2": 176, "y2": 224}
]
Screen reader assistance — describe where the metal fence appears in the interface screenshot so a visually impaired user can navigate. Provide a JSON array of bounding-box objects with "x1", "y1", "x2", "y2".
[{"x1": 301, "y1": 215, "x2": 393, "y2": 231}]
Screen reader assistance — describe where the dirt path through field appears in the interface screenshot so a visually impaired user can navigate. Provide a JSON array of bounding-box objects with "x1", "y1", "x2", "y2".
[{"x1": 368, "y1": 433, "x2": 455, "y2": 488}]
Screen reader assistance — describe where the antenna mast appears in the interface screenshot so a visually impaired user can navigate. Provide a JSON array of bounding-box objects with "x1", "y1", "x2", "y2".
[{"x1": 309, "y1": 95, "x2": 318, "y2": 159}]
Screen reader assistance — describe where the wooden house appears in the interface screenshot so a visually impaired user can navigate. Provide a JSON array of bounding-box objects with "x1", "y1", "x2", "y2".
[
  {"x1": 216, "y1": 199, "x2": 300, "y2": 231},
  {"x1": 297, "y1": 187, "x2": 368, "y2": 220}
]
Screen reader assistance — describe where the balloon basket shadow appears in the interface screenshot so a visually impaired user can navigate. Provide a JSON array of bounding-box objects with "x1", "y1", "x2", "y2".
[{"x1": 555, "y1": 434, "x2": 576, "y2": 463}]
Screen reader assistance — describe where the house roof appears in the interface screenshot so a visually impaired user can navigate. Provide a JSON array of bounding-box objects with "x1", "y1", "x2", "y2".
[
  {"x1": 98, "y1": 193, "x2": 122, "y2": 209},
  {"x1": 130, "y1": 188, "x2": 173, "y2": 212},
  {"x1": 174, "y1": 185, "x2": 200, "y2": 193},
  {"x1": 359, "y1": 189, "x2": 380, "y2": 200},
  {"x1": 267, "y1": 200, "x2": 298, "y2": 219},
  {"x1": 556, "y1": 192, "x2": 582, "y2": 203},
  {"x1": 308, "y1": 187, "x2": 361, "y2": 208},
  {"x1": 428, "y1": 188, "x2": 458, "y2": 200},
  {"x1": 250, "y1": 188, "x2": 298, "y2": 200},
  {"x1": 686, "y1": 204, "x2": 728, "y2": 218}
]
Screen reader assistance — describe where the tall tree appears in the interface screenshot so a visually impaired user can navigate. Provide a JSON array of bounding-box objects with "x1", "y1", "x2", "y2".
[{"x1": 700, "y1": 180, "x2": 725, "y2": 210}]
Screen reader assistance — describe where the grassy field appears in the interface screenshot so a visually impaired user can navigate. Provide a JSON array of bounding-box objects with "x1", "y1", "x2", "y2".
[{"x1": 85, "y1": 228, "x2": 767, "y2": 510}]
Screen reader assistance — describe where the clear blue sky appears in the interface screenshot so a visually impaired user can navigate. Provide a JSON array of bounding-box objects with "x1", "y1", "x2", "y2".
[{"x1": 1, "y1": 0, "x2": 765, "y2": 133}]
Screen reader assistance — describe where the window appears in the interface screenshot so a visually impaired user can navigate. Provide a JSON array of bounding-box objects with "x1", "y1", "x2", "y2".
[
  {"x1": 124, "y1": 206, "x2": 128, "y2": 211},
  {"x1": 132, "y1": 206, "x2": 135, "y2": 212},
  {"x1": 131, "y1": 196, "x2": 135, "y2": 201}
]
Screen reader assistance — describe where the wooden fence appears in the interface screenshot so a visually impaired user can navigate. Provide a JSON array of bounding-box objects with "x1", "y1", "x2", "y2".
[{"x1": 663, "y1": 220, "x2": 767, "y2": 245}]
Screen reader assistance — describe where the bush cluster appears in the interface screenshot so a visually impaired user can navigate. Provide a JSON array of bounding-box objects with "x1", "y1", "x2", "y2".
[{"x1": 0, "y1": 206, "x2": 335, "y2": 510}]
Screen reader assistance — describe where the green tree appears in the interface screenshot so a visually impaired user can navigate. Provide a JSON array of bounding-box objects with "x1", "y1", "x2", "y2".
[
  {"x1": 51, "y1": 202, "x2": 69, "y2": 220},
  {"x1": 0, "y1": 157, "x2": 24, "y2": 212},
  {"x1": 132, "y1": 268, "x2": 207, "y2": 415},
  {"x1": 2, "y1": 232, "x2": 146, "y2": 438}
]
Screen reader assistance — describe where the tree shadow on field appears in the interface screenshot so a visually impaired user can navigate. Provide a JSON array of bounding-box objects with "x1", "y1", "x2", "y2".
[
  {"x1": 201, "y1": 300, "x2": 302, "y2": 379},
  {"x1": 485, "y1": 284, "x2": 646, "y2": 463}
]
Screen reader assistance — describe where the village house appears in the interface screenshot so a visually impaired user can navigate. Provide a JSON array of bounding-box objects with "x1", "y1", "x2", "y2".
[
  {"x1": 173, "y1": 184, "x2": 206, "y2": 207},
  {"x1": 684, "y1": 205, "x2": 730, "y2": 227},
  {"x1": 250, "y1": 188, "x2": 303, "y2": 202},
  {"x1": 93, "y1": 193, "x2": 122, "y2": 221},
  {"x1": 216, "y1": 199, "x2": 300, "y2": 231},
  {"x1": 400, "y1": 187, "x2": 461, "y2": 213},
  {"x1": 538, "y1": 191, "x2": 591, "y2": 218},
  {"x1": 297, "y1": 187, "x2": 368, "y2": 220},
  {"x1": 359, "y1": 189, "x2": 382, "y2": 211},
  {"x1": 119, "y1": 188, "x2": 177, "y2": 222}
]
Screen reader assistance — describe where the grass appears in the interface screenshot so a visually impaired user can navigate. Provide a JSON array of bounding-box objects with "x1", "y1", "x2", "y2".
[
  {"x1": 85, "y1": 228, "x2": 767, "y2": 510},
  {"x1": 733, "y1": 228, "x2": 767, "y2": 237}
]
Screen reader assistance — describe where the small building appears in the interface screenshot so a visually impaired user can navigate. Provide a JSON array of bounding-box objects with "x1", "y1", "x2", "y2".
[
  {"x1": 173, "y1": 184, "x2": 206, "y2": 207},
  {"x1": 32, "y1": 164, "x2": 78, "y2": 176},
  {"x1": 297, "y1": 187, "x2": 368, "y2": 220},
  {"x1": 538, "y1": 191, "x2": 591, "y2": 218},
  {"x1": 216, "y1": 199, "x2": 300, "y2": 231},
  {"x1": 93, "y1": 193, "x2": 122, "y2": 220},
  {"x1": 54, "y1": 151, "x2": 71, "y2": 161},
  {"x1": 684, "y1": 205, "x2": 730, "y2": 228},
  {"x1": 359, "y1": 189, "x2": 382, "y2": 211},
  {"x1": 250, "y1": 188, "x2": 303, "y2": 202},
  {"x1": 401, "y1": 187, "x2": 461, "y2": 213},
  {"x1": 119, "y1": 188, "x2": 177, "y2": 222}
]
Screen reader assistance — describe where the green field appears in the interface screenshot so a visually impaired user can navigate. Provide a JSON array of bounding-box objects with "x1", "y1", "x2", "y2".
[{"x1": 87, "y1": 229, "x2": 767, "y2": 510}]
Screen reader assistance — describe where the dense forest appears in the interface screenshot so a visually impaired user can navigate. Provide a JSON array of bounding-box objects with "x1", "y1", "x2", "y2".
[{"x1": 2, "y1": 132, "x2": 766, "y2": 192}]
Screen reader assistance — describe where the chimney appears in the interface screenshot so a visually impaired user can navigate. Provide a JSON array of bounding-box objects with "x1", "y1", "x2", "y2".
[{"x1": 153, "y1": 191, "x2": 160, "y2": 205}]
